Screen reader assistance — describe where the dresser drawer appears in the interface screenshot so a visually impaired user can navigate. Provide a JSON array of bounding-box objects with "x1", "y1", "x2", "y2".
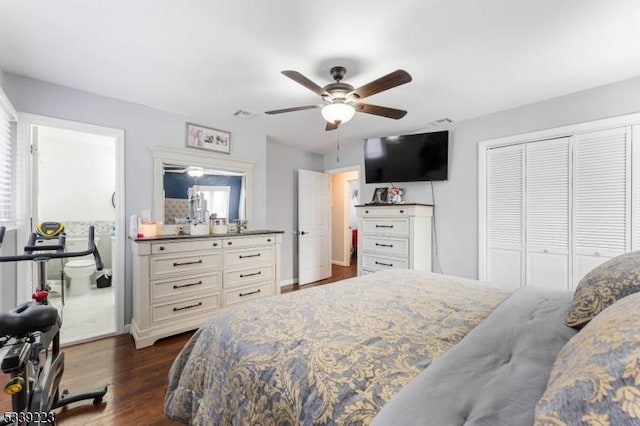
[
  {"x1": 224, "y1": 247, "x2": 273, "y2": 268},
  {"x1": 224, "y1": 265, "x2": 274, "y2": 289},
  {"x1": 362, "y1": 254, "x2": 408, "y2": 271},
  {"x1": 362, "y1": 236, "x2": 408, "y2": 257},
  {"x1": 151, "y1": 239, "x2": 221, "y2": 254},
  {"x1": 223, "y1": 235, "x2": 276, "y2": 249},
  {"x1": 224, "y1": 282, "x2": 274, "y2": 306},
  {"x1": 151, "y1": 272, "x2": 221, "y2": 302},
  {"x1": 358, "y1": 206, "x2": 414, "y2": 217},
  {"x1": 151, "y1": 293, "x2": 220, "y2": 324},
  {"x1": 362, "y1": 218, "x2": 409, "y2": 237},
  {"x1": 150, "y1": 252, "x2": 221, "y2": 278}
]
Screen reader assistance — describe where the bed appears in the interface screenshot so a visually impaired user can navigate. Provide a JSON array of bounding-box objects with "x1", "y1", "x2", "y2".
[{"x1": 165, "y1": 263, "x2": 640, "y2": 425}]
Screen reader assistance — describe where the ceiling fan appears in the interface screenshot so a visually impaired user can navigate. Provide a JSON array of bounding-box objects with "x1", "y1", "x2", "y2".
[{"x1": 265, "y1": 66, "x2": 412, "y2": 131}]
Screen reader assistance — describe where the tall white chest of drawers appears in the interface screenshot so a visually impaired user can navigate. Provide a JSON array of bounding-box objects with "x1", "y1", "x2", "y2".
[
  {"x1": 131, "y1": 231, "x2": 283, "y2": 348},
  {"x1": 356, "y1": 204, "x2": 433, "y2": 275}
]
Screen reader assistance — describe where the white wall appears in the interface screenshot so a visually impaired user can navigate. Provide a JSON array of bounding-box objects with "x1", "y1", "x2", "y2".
[
  {"x1": 3, "y1": 72, "x2": 269, "y2": 324},
  {"x1": 325, "y1": 75, "x2": 640, "y2": 280},
  {"x1": 38, "y1": 128, "x2": 116, "y2": 222},
  {"x1": 266, "y1": 139, "x2": 323, "y2": 284}
]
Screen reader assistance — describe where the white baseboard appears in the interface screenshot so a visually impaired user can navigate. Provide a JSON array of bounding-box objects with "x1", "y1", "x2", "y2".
[
  {"x1": 332, "y1": 260, "x2": 350, "y2": 267},
  {"x1": 280, "y1": 278, "x2": 298, "y2": 286}
]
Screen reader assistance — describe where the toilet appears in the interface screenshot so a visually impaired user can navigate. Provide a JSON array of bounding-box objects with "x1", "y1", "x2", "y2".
[{"x1": 64, "y1": 236, "x2": 99, "y2": 296}]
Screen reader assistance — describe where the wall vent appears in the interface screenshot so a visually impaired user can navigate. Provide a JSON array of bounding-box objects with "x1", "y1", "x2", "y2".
[
  {"x1": 233, "y1": 109, "x2": 259, "y2": 120},
  {"x1": 428, "y1": 117, "x2": 453, "y2": 126}
]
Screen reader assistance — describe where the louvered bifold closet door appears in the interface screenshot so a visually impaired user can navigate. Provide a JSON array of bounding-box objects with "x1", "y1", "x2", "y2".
[
  {"x1": 633, "y1": 125, "x2": 640, "y2": 251},
  {"x1": 487, "y1": 144, "x2": 524, "y2": 287},
  {"x1": 525, "y1": 138, "x2": 570, "y2": 290},
  {"x1": 573, "y1": 126, "x2": 630, "y2": 287}
]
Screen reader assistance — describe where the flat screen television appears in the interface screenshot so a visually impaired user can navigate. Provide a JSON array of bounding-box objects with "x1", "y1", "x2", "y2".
[{"x1": 364, "y1": 130, "x2": 449, "y2": 183}]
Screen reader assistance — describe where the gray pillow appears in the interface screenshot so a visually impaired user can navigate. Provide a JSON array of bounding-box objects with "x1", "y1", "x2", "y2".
[
  {"x1": 565, "y1": 251, "x2": 640, "y2": 328},
  {"x1": 535, "y1": 291, "x2": 640, "y2": 425}
]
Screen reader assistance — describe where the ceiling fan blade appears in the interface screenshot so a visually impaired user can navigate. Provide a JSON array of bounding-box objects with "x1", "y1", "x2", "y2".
[
  {"x1": 282, "y1": 70, "x2": 328, "y2": 96},
  {"x1": 325, "y1": 121, "x2": 340, "y2": 131},
  {"x1": 351, "y1": 70, "x2": 412, "y2": 100},
  {"x1": 265, "y1": 105, "x2": 320, "y2": 115},
  {"x1": 355, "y1": 103, "x2": 407, "y2": 119}
]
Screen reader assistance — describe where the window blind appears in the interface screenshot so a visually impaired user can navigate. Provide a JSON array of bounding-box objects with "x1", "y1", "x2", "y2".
[{"x1": 0, "y1": 89, "x2": 17, "y2": 225}]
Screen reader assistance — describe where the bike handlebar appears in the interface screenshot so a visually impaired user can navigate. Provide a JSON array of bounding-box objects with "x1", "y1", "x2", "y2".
[{"x1": 0, "y1": 226, "x2": 103, "y2": 271}]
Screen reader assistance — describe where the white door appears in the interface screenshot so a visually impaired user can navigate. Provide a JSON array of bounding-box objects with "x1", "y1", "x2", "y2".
[
  {"x1": 573, "y1": 126, "x2": 631, "y2": 286},
  {"x1": 486, "y1": 145, "x2": 524, "y2": 288},
  {"x1": 633, "y1": 124, "x2": 640, "y2": 251},
  {"x1": 298, "y1": 169, "x2": 331, "y2": 285},
  {"x1": 525, "y1": 138, "x2": 570, "y2": 290}
]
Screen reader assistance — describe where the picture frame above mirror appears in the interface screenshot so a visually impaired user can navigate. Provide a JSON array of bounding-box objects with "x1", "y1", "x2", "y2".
[{"x1": 186, "y1": 122, "x2": 231, "y2": 154}]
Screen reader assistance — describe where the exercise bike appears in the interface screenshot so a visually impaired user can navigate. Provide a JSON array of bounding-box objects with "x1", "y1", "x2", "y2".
[{"x1": 0, "y1": 224, "x2": 108, "y2": 425}]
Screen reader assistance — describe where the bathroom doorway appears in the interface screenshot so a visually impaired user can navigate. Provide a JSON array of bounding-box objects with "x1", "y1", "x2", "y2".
[
  {"x1": 327, "y1": 166, "x2": 360, "y2": 274},
  {"x1": 18, "y1": 115, "x2": 125, "y2": 345}
]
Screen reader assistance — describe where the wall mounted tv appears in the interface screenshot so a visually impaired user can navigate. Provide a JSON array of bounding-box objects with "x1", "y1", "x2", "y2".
[{"x1": 364, "y1": 130, "x2": 449, "y2": 183}]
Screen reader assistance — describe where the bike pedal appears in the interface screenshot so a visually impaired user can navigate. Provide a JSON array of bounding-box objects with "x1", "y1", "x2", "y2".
[{"x1": 4, "y1": 376, "x2": 25, "y2": 395}]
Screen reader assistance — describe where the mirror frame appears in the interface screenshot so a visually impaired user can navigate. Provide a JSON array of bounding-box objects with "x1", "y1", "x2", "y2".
[{"x1": 152, "y1": 146, "x2": 254, "y2": 226}]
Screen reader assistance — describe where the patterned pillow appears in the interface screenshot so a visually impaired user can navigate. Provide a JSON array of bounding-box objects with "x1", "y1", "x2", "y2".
[
  {"x1": 534, "y1": 292, "x2": 640, "y2": 425},
  {"x1": 565, "y1": 251, "x2": 640, "y2": 328}
]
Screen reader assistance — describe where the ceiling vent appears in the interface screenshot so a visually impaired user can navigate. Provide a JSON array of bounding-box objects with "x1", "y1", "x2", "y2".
[
  {"x1": 428, "y1": 117, "x2": 453, "y2": 126},
  {"x1": 233, "y1": 109, "x2": 259, "y2": 120}
]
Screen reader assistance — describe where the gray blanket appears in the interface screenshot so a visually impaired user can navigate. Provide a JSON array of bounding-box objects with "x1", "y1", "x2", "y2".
[
  {"x1": 164, "y1": 270, "x2": 512, "y2": 425},
  {"x1": 372, "y1": 287, "x2": 577, "y2": 426}
]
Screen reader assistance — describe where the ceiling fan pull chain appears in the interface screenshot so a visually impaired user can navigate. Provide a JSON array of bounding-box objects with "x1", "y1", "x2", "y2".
[{"x1": 336, "y1": 131, "x2": 340, "y2": 163}]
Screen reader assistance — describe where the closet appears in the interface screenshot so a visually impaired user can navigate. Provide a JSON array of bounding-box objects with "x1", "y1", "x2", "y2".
[{"x1": 480, "y1": 116, "x2": 639, "y2": 290}]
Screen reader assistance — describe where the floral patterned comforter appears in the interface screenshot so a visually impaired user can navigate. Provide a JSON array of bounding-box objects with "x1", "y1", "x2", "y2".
[{"x1": 164, "y1": 269, "x2": 512, "y2": 425}]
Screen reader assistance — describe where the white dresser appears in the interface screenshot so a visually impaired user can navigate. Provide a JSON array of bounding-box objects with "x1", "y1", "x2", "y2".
[
  {"x1": 131, "y1": 231, "x2": 283, "y2": 348},
  {"x1": 356, "y1": 204, "x2": 433, "y2": 276}
]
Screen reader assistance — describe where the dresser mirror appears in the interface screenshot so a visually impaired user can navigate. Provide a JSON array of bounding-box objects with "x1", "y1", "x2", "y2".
[{"x1": 152, "y1": 147, "x2": 254, "y2": 226}]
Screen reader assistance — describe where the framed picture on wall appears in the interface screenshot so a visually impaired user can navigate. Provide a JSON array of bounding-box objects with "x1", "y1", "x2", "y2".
[{"x1": 186, "y1": 122, "x2": 231, "y2": 154}]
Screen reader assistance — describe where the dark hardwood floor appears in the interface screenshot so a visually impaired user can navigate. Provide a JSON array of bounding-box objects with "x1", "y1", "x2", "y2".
[
  {"x1": 281, "y1": 260, "x2": 357, "y2": 293},
  {"x1": 0, "y1": 261, "x2": 357, "y2": 425}
]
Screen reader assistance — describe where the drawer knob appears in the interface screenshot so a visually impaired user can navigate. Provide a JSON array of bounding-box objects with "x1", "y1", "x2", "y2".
[
  {"x1": 375, "y1": 261, "x2": 393, "y2": 267},
  {"x1": 239, "y1": 288, "x2": 261, "y2": 297},
  {"x1": 365, "y1": 210, "x2": 369, "y2": 214},
  {"x1": 400, "y1": 210, "x2": 404, "y2": 214},
  {"x1": 213, "y1": 242, "x2": 218, "y2": 247},
  {"x1": 159, "y1": 246, "x2": 165, "y2": 251},
  {"x1": 173, "y1": 302, "x2": 202, "y2": 312},
  {"x1": 267, "y1": 238, "x2": 272, "y2": 242},
  {"x1": 227, "y1": 241, "x2": 233, "y2": 245}
]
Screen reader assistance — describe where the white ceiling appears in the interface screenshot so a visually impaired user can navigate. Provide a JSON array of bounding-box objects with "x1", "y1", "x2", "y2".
[{"x1": 1, "y1": 0, "x2": 639, "y2": 154}]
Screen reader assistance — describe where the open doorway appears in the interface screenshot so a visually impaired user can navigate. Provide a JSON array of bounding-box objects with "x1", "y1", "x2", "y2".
[
  {"x1": 17, "y1": 114, "x2": 125, "y2": 346},
  {"x1": 328, "y1": 167, "x2": 360, "y2": 278}
]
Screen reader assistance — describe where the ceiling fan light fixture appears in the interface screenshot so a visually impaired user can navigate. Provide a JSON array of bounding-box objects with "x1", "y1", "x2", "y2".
[{"x1": 321, "y1": 103, "x2": 355, "y2": 124}]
